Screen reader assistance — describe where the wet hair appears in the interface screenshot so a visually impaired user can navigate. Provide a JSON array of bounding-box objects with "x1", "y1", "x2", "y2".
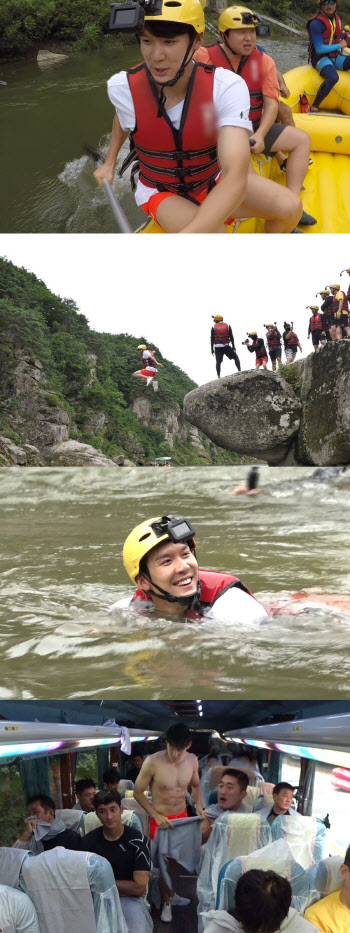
[
  {"x1": 166, "y1": 722, "x2": 191, "y2": 749},
  {"x1": 142, "y1": 20, "x2": 196, "y2": 41},
  {"x1": 94, "y1": 789, "x2": 121, "y2": 811},
  {"x1": 27, "y1": 794, "x2": 56, "y2": 814},
  {"x1": 75, "y1": 778, "x2": 96, "y2": 795},
  {"x1": 234, "y1": 870, "x2": 292, "y2": 933},
  {"x1": 344, "y1": 844, "x2": 350, "y2": 867},
  {"x1": 103, "y1": 768, "x2": 120, "y2": 785},
  {"x1": 273, "y1": 782, "x2": 294, "y2": 795},
  {"x1": 222, "y1": 768, "x2": 249, "y2": 792}
]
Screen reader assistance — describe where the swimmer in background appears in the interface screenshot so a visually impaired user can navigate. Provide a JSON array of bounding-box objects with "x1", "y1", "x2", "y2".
[{"x1": 229, "y1": 466, "x2": 261, "y2": 495}]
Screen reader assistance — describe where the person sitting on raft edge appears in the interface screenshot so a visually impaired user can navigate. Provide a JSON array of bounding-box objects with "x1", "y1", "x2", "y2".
[
  {"x1": 93, "y1": 0, "x2": 303, "y2": 233},
  {"x1": 193, "y1": 5, "x2": 316, "y2": 228},
  {"x1": 113, "y1": 514, "x2": 268, "y2": 622},
  {"x1": 307, "y1": 0, "x2": 350, "y2": 112}
]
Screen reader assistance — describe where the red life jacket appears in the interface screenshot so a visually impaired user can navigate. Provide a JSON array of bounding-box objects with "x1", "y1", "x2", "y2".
[
  {"x1": 130, "y1": 568, "x2": 253, "y2": 610},
  {"x1": 285, "y1": 331, "x2": 299, "y2": 348},
  {"x1": 310, "y1": 314, "x2": 323, "y2": 332},
  {"x1": 127, "y1": 62, "x2": 219, "y2": 196},
  {"x1": 333, "y1": 293, "x2": 349, "y2": 319},
  {"x1": 347, "y1": 284, "x2": 350, "y2": 302},
  {"x1": 252, "y1": 337, "x2": 267, "y2": 359},
  {"x1": 214, "y1": 321, "x2": 230, "y2": 345},
  {"x1": 206, "y1": 43, "x2": 263, "y2": 131},
  {"x1": 267, "y1": 328, "x2": 281, "y2": 349},
  {"x1": 307, "y1": 12, "x2": 343, "y2": 61}
]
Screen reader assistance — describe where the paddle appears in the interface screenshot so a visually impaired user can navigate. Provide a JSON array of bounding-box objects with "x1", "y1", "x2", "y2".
[{"x1": 83, "y1": 143, "x2": 133, "y2": 233}]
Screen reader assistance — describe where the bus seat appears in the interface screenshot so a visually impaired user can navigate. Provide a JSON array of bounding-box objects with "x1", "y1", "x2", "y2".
[
  {"x1": 122, "y1": 797, "x2": 150, "y2": 837},
  {"x1": 197, "y1": 813, "x2": 272, "y2": 929},
  {"x1": 118, "y1": 779, "x2": 134, "y2": 792},
  {"x1": 56, "y1": 808, "x2": 85, "y2": 832},
  {"x1": 215, "y1": 839, "x2": 314, "y2": 917},
  {"x1": 82, "y1": 809, "x2": 143, "y2": 835},
  {"x1": 253, "y1": 793, "x2": 274, "y2": 812},
  {"x1": 308, "y1": 855, "x2": 343, "y2": 897},
  {"x1": 19, "y1": 846, "x2": 128, "y2": 933},
  {"x1": 207, "y1": 789, "x2": 218, "y2": 805},
  {"x1": 271, "y1": 814, "x2": 327, "y2": 869}
]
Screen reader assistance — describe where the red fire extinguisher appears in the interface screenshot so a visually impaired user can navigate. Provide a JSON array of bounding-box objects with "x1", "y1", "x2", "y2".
[{"x1": 300, "y1": 91, "x2": 310, "y2": 113}]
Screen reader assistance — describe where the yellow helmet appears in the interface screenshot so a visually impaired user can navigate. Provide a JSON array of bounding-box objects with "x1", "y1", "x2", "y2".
[
  {"x1": 346, "y1": 268, "x2": 350, "y2": 274},
  {"x1": 248, "y1": 331, "x2": 257, "y2": 337},
  {"x1": 266, "y1": 324, "x2": 274, "y2": 329},
  {"x1": 137, "y1": 344, "x2": 147, "y2": 350},
  {"x1": 145, "y1": 0, "x2": 205, "y2": 33},
  {"x1": 218, "y1": 5, "x2": 258, "y2": 31},
  {"x1": 123, "y1": 515, "x2": 196, "y2": 583},
  {"x1": 213, "y1": 314, "x2": 224, "y2": 322},
  {"x1": 310, "y1": 305, "x2": 319, "y2": 311},
  {"x1": 330, "y1": 284, "x2": 340, "y2": 290},
  {"x1": 320, "y1": 288, "x2": 330, "y2": 295}
]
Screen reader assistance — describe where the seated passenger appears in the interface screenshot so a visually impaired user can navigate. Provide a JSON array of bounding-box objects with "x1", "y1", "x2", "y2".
[
  {"x1": 103, "y1": 768, "x2": 120, "y2": 790},
  {"x1": 307, "y1": 0, "x2": 350, "y2": 112},
  {"x1": 12, "y1": 794, "x2": 81, "y2": 854},
  {"x1": 0, "y1": 884, "x2": 39, "y2": 933},
  {"x1": 194, "y1": 5, "x2": 315, "y2": 228},
  {"x1": 73, "y1": 778, "x2": 97, "y2": 812},
  {"x1": 126, "y1": 753, "x2": 144, "y2": 785},
  {"x1": 80, "y1": 789, "x2": 153, "y2": 933},
  {"x1": 119, "y1": 514, "x2": 269, "y2": 623},
  {"x1": 202, "y1": 868, "x2": 317, "y2": 932},
  {"x1": 94, "y1": 0, "x2": 302, "y2": 233},
  {"x1": 305, "y1": 843, "x2": 350, "y2": 932},
  {"x1": 202, "y1": 768, "x2": 250, "y2": 843},
  {"x1": 258, "y1": 782, "x2": 295, "y2": 823}
]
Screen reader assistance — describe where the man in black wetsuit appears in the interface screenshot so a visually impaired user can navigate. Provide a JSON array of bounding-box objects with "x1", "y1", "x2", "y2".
[
  {"x1": 245, "y1": 332, "x2": 268, "y2": 370},
  {"x1": 211, "y1": 315, "x2": 241, "y2": 378}
]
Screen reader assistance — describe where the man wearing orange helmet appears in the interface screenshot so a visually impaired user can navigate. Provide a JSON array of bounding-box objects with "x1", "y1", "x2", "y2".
[
  {"x1": 211, "y1": 315, "x2": 241, "y2": 377},
  {"x1": 194, "y1": 5, "x2": 315, "y2": 229},
  {"x1": 94, "y1": 0, "x2": 302, "y2": 232}
]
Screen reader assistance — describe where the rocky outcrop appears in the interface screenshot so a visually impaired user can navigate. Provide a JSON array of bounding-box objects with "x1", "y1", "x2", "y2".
[
  {"x1": 131, "y1": 396, "x2": 210, "y2": 457},
  {"x1": 46, "y1": 440, "x2": 118, "y2": 467},
  {"x1": 0, "y1": 437, "x2": 44, "y2": 467},
  {"x1": 184, "y1": 342, "x2": 350, "y2": 466},
  {"x1": 184, "y1": 371, "x2": 301, "y2": 465},
  {"x1": 37, "y1": 50, "x2": 68, "y2": 64}
]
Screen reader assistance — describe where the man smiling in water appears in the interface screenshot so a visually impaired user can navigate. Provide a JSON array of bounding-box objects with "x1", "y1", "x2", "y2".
[{"x1": 120, "y1": 514, "x2": 268, "y2": 622}]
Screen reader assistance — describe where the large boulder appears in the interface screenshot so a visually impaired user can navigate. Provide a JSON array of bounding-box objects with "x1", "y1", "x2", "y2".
[
  {"x1": 297, "y1": 340, "x2": 350, "y2": 465},
  {"x1": 46, "y1": 440, "x2": 117, "y2": 467},
  {"x1": 0, "y1": 437, "x2": 44, "y2": 466},
  {"x1": 184, "y1": 371, "x2": 301, "y2": 465}
]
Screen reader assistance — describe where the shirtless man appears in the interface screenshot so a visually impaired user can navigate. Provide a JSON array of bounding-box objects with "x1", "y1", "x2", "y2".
[{"x1": 134, "y1": 722, "x2": 205, "y2": 922}]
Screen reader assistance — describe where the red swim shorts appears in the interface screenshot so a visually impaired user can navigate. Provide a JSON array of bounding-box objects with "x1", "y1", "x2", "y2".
[
  {"x1": 141, "y1": 189, "x2": 234, "y2": 227},
  {"x1": 150, "y1": 810, "x2": 188, "y2": 840},
  {"x1": 140, "y1": 368, "x2": 157, "y2": 377},
  {"x1": 256, "y1": 357, "x2": 268, "y2": 367}
]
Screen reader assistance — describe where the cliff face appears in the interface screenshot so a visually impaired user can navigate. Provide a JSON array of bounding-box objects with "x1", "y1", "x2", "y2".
[
  {"x1": 184, "y1": 341, "x2": 350, "y2": 466},
  {"x1": 0, "y1": 258, "x2": 237, "y2": 467}
]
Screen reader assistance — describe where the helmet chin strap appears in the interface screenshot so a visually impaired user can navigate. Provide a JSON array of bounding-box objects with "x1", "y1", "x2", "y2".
[
  {"x1": 147, "y1": 37, "x2": 196, "y2": 115},
  {"x1": 143, "y1": 572, "x2": 201, "y2": 607}
]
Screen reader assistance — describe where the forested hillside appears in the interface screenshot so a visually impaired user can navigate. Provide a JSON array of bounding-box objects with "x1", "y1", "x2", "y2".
[{"x1": 0, "y1": 256, "x2": 240, "y2": 465}]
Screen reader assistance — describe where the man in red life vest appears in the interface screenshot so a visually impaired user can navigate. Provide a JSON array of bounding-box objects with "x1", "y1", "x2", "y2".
[
  {"x1": 329, "y1": 284, "x2": 350, "y2": 339},
  {"x1": 265, "y1": 324, "x2": 282, "y2": 371},
  {"x1": 283, "y1": 323, "x2": 302, "y2": 363},
  {"x1": 307, "y1": 305, "x2": 325, "y2": 351},
  {"x1": 318, "y1": 288, "x2": 335, "y2": 341},
  {"x1": 307, "y1": 0, "x2": 350, "y2": 113},
  {"x1": 120, "y1": 514, "x2": 268, "y2": 622},
  {"x1": 134, "y1": 344, "x2": 163, "y2": 391},
  {"x1": 93, "y1": 0, "x2": 302, "y2": 233},
  {"x1": 245, "y1": 332, "x2": 268, "y2": 369},
  {"x1": 211, "y1": 314, "x2": 241, "y2": 377},
  {"x1": 194, "y1": 5, "x2": 316, "y2": 229}
]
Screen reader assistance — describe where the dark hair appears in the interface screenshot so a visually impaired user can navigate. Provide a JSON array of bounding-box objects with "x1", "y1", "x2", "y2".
[
  {"x1": 94, "y1": 789, "x2": 121, "y2": 811},
  {"x1": 142, "y1": 20, "x2": 196, "y2": 40},
  {"x1": 75, "y1": 778, "x2": 96, "y2": 795},
  {"x1": 207, "y1": 752, "x2": 219, "y2": 760},
  {"x1": 234, "y1": 870, "x2": 292, "y2": 933},
  {"x1": 344, "y1": 844, "x2": 350, "y2": 867},
  {"x1": 132, "y1": 752, "x2": 144, "y2": 762},
  {"x1": 273, "y1": 782, "x2": 294, "y2": 795},
  {"x1": 27, "y1": 794, "x2": 56, "y2": 814},
  {"x1": 103, "y1": 769, "x2": 120, "y2": 785},
  {"x1": 236, "y1": 748, "x2": 258, "y2": 765},
  {"x1": 166, "y1": 722, "x2": 191, "y2": 749},
  {"x1": 222, "y1": 768, "x2": 249, "y2": 792}
]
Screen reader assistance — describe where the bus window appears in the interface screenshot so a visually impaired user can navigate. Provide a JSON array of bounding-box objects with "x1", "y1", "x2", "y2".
[
  {"x1": 311, "y1": 760, "x2": 350, "y2": 857},
  {"x1": 75, "y1": 749, "x2": 98, "y2": 786},
  {"x1": 0, "y1": 759, "x2": 26, "y2": 846}
]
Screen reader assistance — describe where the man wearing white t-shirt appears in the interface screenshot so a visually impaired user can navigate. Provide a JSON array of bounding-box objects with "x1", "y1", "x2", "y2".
[
  {"x1": 94, "y1": 0, "x2": 302, "y2": 233},
  {"x1": 134, "y1": 344, "x2": 162, "y2": 391}
]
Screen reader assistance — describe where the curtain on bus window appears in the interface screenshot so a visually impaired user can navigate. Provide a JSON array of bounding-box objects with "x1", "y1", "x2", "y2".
[{"x1": 20, "y1": 758, "x2": 50, "y2": 801}]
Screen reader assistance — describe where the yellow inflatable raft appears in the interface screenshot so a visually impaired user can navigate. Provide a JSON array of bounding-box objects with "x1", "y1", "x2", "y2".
[{"x1": 139, "y1": 63, "x2": 350, "y2": 234}]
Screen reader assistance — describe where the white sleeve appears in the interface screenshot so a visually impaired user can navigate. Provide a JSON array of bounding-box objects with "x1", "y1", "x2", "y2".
[
  {"x1": 213, "y1": 68, "x2": 252, "y2": 132},
  {"x1": 107, "y1": 71, "x2": 136, "y2": 131},
  {"x1": 15, "y1": 893, "x2": 40, "y2": 933},
  {"x1": 206, "y1": 587, "x2": 268, "y2": 623}
]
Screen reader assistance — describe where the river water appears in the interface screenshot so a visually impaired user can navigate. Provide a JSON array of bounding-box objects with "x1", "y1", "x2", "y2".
[
  {"x1": 1, "y1": 465, "x2": 350, "y2": 700},
  {"x1": 0, "y1": 34, "x2": 307, "y2": 233}
]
